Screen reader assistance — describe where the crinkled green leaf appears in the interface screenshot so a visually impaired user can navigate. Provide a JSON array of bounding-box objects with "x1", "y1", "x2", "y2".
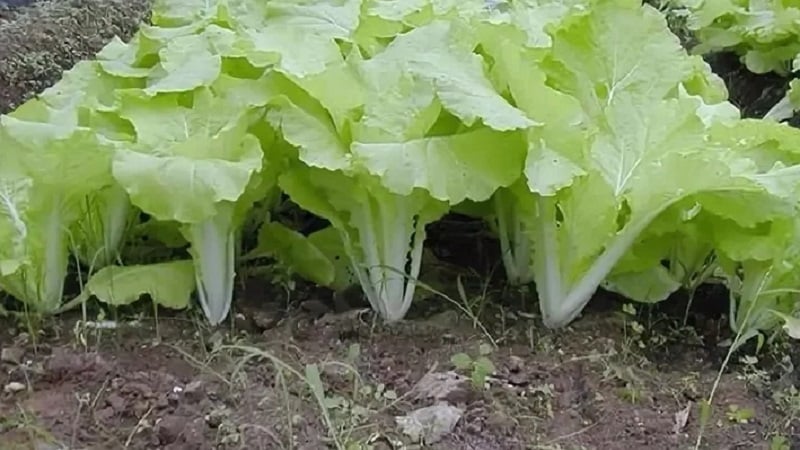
[
  {"x1": 366, "y1": 0, "x2": 428, "y2": 21},
  {"x1": 525, "y1": 142, "x2": 586, "y2": 196},
  {"x1": 97, "y1": 37, "x2": 153, "y2": 78},
  {"x1": 204, "y1": 0, "x2": 362, "y2": 75},
  {"x1": 244, "y1": 221, "x2": 335, "y2": 286},
  {"x1": 151, "y1": 0, "x2": 221, "y2": 26},
  {"x1": 354, "y1": 66, "x2": 439, "y2": 141},
  {"x1": 352, "y1": 128, "x2": 526, "y2": 203},
  {"x1": 147, "y1": 34, "x2": 222, "y2": 93},
  {"x1": 264, "y1": 0, "x2": 363, "y2": 40},
  {"x1": 0, "y1": 114, "x2": 115, "y2": 201},
  {"x1": 308, "y1": 226, "x2": 358, "y2": 291},
  {"x1": 112, "y1": 89, "x2": 263, "y2": 223},
  {"x1": 545, "y1": 1, "x2": 700, "y2": 115},
  {"x1": 83, "y1": 260, "x2": 196, "y2": 308},
  {"x1": 0, "y1": 175, "x2": 32, "y2": 277},
  {"x1": 243, "y1": 27, "x2": 343, "y2": 76},
  {"x1": 603, "y1": 265, "x2": 682, "y2": 303},
  {"x1": 366, "y1": 20, "x2": 534, "y2": 131}
]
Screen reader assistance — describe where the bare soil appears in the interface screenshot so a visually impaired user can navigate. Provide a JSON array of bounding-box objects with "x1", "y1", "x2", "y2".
[
  {"x1": 1, "y1": 1, "x2": 799, "y2": 449},
  {"x1": 0, "y1": 0, "x2": 150, "y2": 113},
  {"x1": 1, "y1": 286, "x2": 798, "y2": 450}
]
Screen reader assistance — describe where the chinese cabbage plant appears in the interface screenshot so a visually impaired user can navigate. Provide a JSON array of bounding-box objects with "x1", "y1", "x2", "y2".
[
  {"x1": 4, "y1": 0, "x2": 800, "y2": 336},
  {"x1": 675, "y1": 0, "x2": 800, "y2": 121},
  {"x1": 267, "y1": 16, "x2": 531, "y2": 322},
  {"x1": 0, "y1": 110, "x2": 118, "y2": 313},
  {"x1": 481, "y1": 0, "x2": 800, "y2": 327}
]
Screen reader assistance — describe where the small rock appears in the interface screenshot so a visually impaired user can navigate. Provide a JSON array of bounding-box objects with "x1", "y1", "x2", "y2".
[
  {"x1": 251, "y1": 309, "x2": 283, "y2": 330},
  {"x1": 95, "y1": 407, "x2": 115, "y2": 422},
  {"x1": 166, "y1": 392, "x2": 181, "y2": 407},
  {"x1": 4, "y1": 381, "x2": 26, "y2": 393},
  {"x1": 395, "y1": 402, "x2": 463, "y2": 444},
  {"x1": 300, "y1": 299, "x2": 331, "y2": 318},
  {"x1": 673, "y1": 402, "x2": 692, "y2": 434},
  {"x1": 508, "y1": 355, "x2": 524, "y2": 372},
  {"x1": 155, "y1": 394, "x2": 170, "y2": 409},
  {"x1": 34, "y1": 442, "x2": 65, "y2": 450},
  {"x1": 46, "y1": 348, "x2": 109, "y2": 380},
  {"x1": 205, "y1": 407, "x2": 228, "y2": 428},
  {"x1": 183, "y1": 380, "x2": 205, "y2": 403},
  {"x1": 1, "y1": 346, "x2": 24, "y2": 364},
  {"x1": 132, "y1": 400, "x2": 149, "y2": 418}
]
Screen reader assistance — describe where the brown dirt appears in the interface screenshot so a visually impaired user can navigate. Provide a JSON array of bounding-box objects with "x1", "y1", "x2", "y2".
[
  {"x1": 0, "y1": 0, "x2": 150, "y2": 113},
  {"x1": 1, "y1": 281, "x2": 798, "y2": 450}
]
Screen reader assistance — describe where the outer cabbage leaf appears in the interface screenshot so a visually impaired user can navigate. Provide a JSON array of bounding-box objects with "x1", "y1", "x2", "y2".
[
  {"x1": 76, "y1": 260, "x2": 196, "y2": 309},
  {"x1": 351, "y1": 128, "x2": 526, "y2": 204},
  {"x1": 243, "y1": 220, "x2": 336, "y2": 286},
  {"x1": 363, "y1": 20, "x2": 534, "y2": 131}
]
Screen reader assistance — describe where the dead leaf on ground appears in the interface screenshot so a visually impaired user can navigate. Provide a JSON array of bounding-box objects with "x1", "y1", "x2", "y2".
[
  {"x1": 674, "y1": 401, "x2": 692, "y2": 434},
  {"x1": 395, "y1": 402, "x2": 463, "y2": 444},
  {"x1": 413, "y1": 371, "x2": 468, "y2": 401}
]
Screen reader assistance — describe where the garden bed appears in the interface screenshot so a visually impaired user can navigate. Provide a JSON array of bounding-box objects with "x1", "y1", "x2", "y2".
[{"x1": 0, "y1": 1, "x2": 798, "y2": 449}]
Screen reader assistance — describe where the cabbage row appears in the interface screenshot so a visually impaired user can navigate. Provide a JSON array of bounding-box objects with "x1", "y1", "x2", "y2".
[
  {"x1": 676, "y1": 0, "x2": 800, "y2": 121},
  {"x1": 3, "y1": 0, "x2": 800, "y2": 349}
]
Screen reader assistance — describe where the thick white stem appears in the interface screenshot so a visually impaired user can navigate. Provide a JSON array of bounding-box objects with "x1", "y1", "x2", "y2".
[
  {"x1": 40, "y1": 197, "x2": 68, "y2": 312},
  {"x1": 495, "y1": 193, "x2": 521, "y2": 284},
  {"x1": 187, "y1": 204, "x2": 236, "y2": 326},
  {"x1": 534, "y1": 196, "x2": 564, "y2": 326},
  {"x1": 538, "y1": 199, "x2": 674, "y2": 328},
  {"x1": 87, "y1": 185, "x2": 131, "y2": 269},
  {"x1": 349, "y1": 200, "x2": 388, "y2": 318},
  {"x1": 345, "y1": 192, "x2": 427, "y2": 323},
  {"x1": 378, "y1": 196, "x2": 413, "y2": 321}
]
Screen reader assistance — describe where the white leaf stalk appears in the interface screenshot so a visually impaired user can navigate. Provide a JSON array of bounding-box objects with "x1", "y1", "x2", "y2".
[
  {"x1": 185, "y1": 202, "x2": 237, "y2": 325},
  {"x1": 493, "y1": 188, "x2": 533, "y2": 286},
  {"x1": 345, "y1": 194, "x2": 427, "y2": 322},
  {"x1": 534, "y1": 195, "x2": 672, "y2": 328},
  {"x1": 3, "y1": 195, "x2": 70, "y2": 313}
]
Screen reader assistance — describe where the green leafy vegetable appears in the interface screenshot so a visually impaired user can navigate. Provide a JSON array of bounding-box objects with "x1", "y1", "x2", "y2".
[{"x1": 73, "y1": 260, "x2": 196, "y2": 309}]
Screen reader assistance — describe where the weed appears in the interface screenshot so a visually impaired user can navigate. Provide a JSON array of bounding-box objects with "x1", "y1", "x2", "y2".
[
  {"x1": 451, "y1": 342, "x2": 496, "y2": 389},
  {"x1": 725, "y1": 404, "x2": 756, "y2": 424}
]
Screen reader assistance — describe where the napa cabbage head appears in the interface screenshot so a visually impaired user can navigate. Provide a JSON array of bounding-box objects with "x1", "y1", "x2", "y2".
[
  {"x1": 255, "y1": 10, "x2": 532, "y2": 321},
  {"x1": 108, "y1": 87, "x2": 270, "y2": 325},
  {"x1": 478, "y1": 0, "x2": 800, "y2": 328},
  {"x1": 0, "y1": 103, "x2": 117, "y2": 313}
]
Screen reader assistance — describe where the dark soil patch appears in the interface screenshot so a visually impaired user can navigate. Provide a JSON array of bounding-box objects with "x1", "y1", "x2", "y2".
[
  {"x1": 0, "y1": 0, "x2": 150, "y2": 113},
  {"x1": 705, "y1": 52, "x2": 800, "y2": 125}
]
